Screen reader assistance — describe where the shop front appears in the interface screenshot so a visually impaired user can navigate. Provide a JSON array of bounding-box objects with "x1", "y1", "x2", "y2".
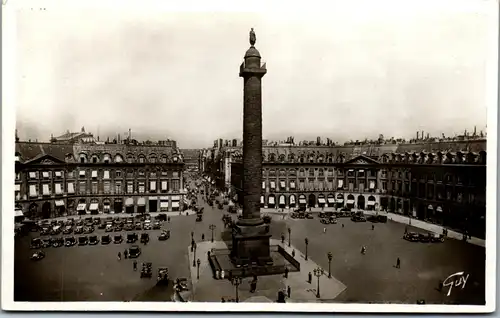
[
  {"x1": 77, "y1": 201, "x2": 87, "y2": 215},
  {"x1": 114, "y1": 198, "x2": 123, "y2": 214},
  {"x1": 89, "y1": 199, "x2": 99, "y2": 215},
  {"x1": 327, "y1": 194, "x2": 335, "y2": 208},
  {"x1": 149, "y1": 197, "x2": 158, "y2": 213},
  {"x1": 289, "y1": 195, "x2": 296, "y2": 208},
  {"x1": 160, "y1": 197, "x2": 169, "y2": 212},
  {"x1": 137, "y1": 197, "x2": 146, "y2": 214},
  {"x1": 171, "y1": 196, "x2": 180, "y2": 211},
  {"x1": 55, "y1": 199, "x2": 66, "y2": 217},
  {"x1": 318, "y1": 194, "x2": 326, "y2": 208},
  {"x1": 125, "y1": 197, "x2": 134, "y2": 214}
]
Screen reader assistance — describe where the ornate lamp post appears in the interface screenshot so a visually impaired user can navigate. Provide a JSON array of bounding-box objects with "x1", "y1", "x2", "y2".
[
  {"x1": 288, "y1": 227, "x2": 291, "y2": 247},
  {"x1": 327, "y1": 252, "x2": 333, "y2": 278},
  {"x1": 196, "y1": 258, "x2": 201, "y2": 279},
  {"x1": 313, "y1": 267, "x2": 324, "y2": 298},
  {"x1": 231, "y1": 276, "x2": 242, "y2": 302},
  {"x1": 209, "y1": 224, "x2": 216, "y2": 242},
  {"x1": 305, "y1": 238, "x2": 309, "y2": 260},
  {"x1": 193, "y1": 243, "x2": 197, "y2": 267}
]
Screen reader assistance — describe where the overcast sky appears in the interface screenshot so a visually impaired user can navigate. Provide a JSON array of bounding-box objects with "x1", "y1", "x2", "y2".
[{"x1": 14, "y1": 0, "x2": 496, "y2": 148}]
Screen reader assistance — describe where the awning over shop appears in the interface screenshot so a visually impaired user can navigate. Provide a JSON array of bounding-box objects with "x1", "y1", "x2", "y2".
[
  {"x1": 346, "y1": 199, "x2": 355, "y2": 204},
  {"x1": 318, "y1": 198, "x2": 326, "y2": 204},
  {"x1": 89, "y1": 203, "x2": 99, "y2": 211},
  {"x1": 15, "y1": 209, "x2": 23, "y2": 217},
  {"x1": 149, "y1": 197, "x2": 158, "y2": 201},
  {"x1": 427, "y1": 205, "x2": 434, "y2": 210},
  {"x1": 279, "y1": 196, "x2": 285, "y2": 205},
  {"x1": 125, "y1": 198, "x2": 134, "y2": 207},
  {"x1": 172, "y1": 201, "x2": 180, "y2": 208},
  {"x1": 261, "y1": 196, "x2": 264, "y2": 204},
  {"x1": 436, "y1": 206, "x2": 443, "y2": 212},
  {"x1": 77, "y1": 203, "x2": 87, "y2": 211},
  {"x1": 268, "y1": 196, "x2": 275, "y2": 205},
  {"x1": 160, "y1": 196, "x2": 169, "y2": 200},
  {"x1": 137, "y1": 198, "x2": 146, "y2": 206},
  {"x1": 55, "y1": 200, "x2": 65, "y2": 207},
  {"x1": 367, "y1": 201, "x2": 376, "y2": 206},
  {"x1": 160, "y1": 201, "x2": 169, "y2": 208},
  {"x1": 327, "y1": 198, "x2": 335, "y2": 204},
  {"x1": 290, "y1": 196, "x2": 296, "y2": 204},
  {"x1": 171, "y1": 196, "x2": 180, "y2": 201},
  {"x1": 299, "y1": 198, "x2": 307, "y2": 204}
]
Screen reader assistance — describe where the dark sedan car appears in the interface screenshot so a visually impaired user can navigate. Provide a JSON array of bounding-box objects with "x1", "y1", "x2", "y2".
[
  {"x1": 101, "y1": 235, "x2": 111, "y2": 245},
  {"x1": 89, "y1": 235, "x2": 99, "y2": 245},
  {"x1": 128, "y1": 245, "x2": 141, "y2": 258},
  {"x1": 403, "y1": 232, "x2": 420, "y2": 242},
  {"x1": 78, "y1": 236, "x2": 89, "y2": 246},
  {"x1": 127, "y1": 233, "x2": 138, "y2": 243},
  {"x1": 65, "y1": 237, "x2": 77, "y2": 247},
  {"x1": 113, "y1": 235, "x2": 123, "y2": 244}
]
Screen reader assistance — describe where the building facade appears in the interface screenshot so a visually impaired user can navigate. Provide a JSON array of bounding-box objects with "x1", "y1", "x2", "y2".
[{"x1": 15, "y1": 141, "x2": 186, "y2": 219}]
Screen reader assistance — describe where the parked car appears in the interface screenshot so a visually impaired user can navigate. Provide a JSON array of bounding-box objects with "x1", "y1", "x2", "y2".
[
  {"x1": 51, "y1": 225, "x2": 62, "y2": 235},
  {"x1": 158, "y1": 230, "x2": 170, "y2": 241},
  {"x1": 114, "y1": 224, "x2": 123, "y2": 232},
  {"x1": 305, "y1": 213, "x2": 314, "y2": 219},
  {"x1": 93, "y1": 218, "x2": 101, "y2": 225},
  {"x1": 101, "y1": 235, "x2": 111, "y2": 245},
  {"x1": 31, "y1": 250, "x2": 45, "y2": 261},
  {"x1": 52, "y1": 237, "x2": 64, "y2": 248},
  {"x1": 128, "y1": 245, "x2": 141, "y2": 258},
  {"x1": 143, "y1": 220, "x2": 152, "y2": 230},
  {"x1": 74, "y1": 226, "x2": 84, "y2": 234},
  {"x1": 428, "y1": 233, "x2": 445, "y2": 243},
  {"x1": 65, "y1": 237, "x2": 77, "y2": 247},
  {"x1": 157, "y1": 267, "x2": 169, "y2": 285},
  {"x1": 124, "y1": 222, "x2": 134, "y2": 231},
  {"x1": 85, "y1": 217, "x2": 94, "y2": 226},
  {"x1": 30, "y1": 238, "x2": 43, "y2": 249},
  {"x1": 135, "y1": 222, "x2": 142, "y2": 230},
  {"x1": 62, "y1": 225, "x2": 73, "y2": 234},
  {"x1": 403, "y1": 232, "x2": 420, "y2": 242},
  {"x1": 113, "y1": 235, "x2": 123, "y2": 244},
  {"x1": 89, "y1": 235, "x2": 99, "y2": 245},
  {"x1": 105, "y1": 224, "x2": 114, "y2": 232},
  {"x1": 84, "y1": 226, "x2": 95, "y2": 234},
  {"x1": 140, "y1": 233, "x2": 150, "y2": 244},
  {"x1": 153, "y1": 222, "x2": 161, "y2": 230},
  {"x1": 127, "y1": 233, "x2": 138, "y2": 243},
  {"x1": 98, "y1": 222, "x2": 107, "y2": 230},
  {"x1": 42, "y1": 238, "x2": 52, "y2": 248},
  {"x1": 78, "y1": 236, "x2": 89, "y2": 246}
]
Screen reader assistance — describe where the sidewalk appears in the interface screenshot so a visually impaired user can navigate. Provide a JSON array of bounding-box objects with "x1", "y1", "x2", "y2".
[
  {"x1": 45, "y1": 210, "x2": 197, "y2": 222},
  {"x1": 364, "y1": 211, "x2": 485, "y2": 248}
]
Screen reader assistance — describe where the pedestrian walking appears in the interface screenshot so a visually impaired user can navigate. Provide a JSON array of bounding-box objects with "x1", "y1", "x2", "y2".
[
  {"x1": 405, "y1": 226, "x2": 408, "y2": 234},
  {"x1": 308, "y1": 271, "x2": 312, "y2": 284},
  {"x1": 133, "y1": 260, "x2": 137, "y2": 271},
  {"x1": 118, "y1": 252, "x2": 121, "y2": 260},
  {"x1": 202, "y1": 233, "x2": 205, "y2": 241},
  {"x1": 342, "y1": 223, "x2": 344, "y2": 228},
  {"x1": 124, "y1": 249, "x2": 128, "y2": 259},
  {"x1": 396, "y1": 257, "x2": 401, "y2": 269},
  {"x1": 284, "y1": 267, "x2": 289, "y2": 278},
  {"x1": 372, "y1": 224, "x2": 375, "y2": 230},
  {"x1": 292, "y1": 250, "x2": 295, "y2": 258},
  {"x1": 287, "y1": 286, "x2": 291, "y2": 298},
  {"x1": 323, "y1": 227, "x2": 326, "y2": 234},
  {"x1": 221, "y1": 298, "x2": 226, "y2": 303},
  {"x1": 168, "y1": 216, "x2": 171, "y2": 223}
]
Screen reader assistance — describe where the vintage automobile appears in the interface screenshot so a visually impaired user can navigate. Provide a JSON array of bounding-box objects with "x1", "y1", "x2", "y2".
[
  {"x1": 218, "y1": 202, "x2": 224, "y2": 210},
  {"x1": 113, "y1": 235, "x2": 123, "y2": 244},
  {"x1": 140, "y1": 262, "x2": 153, "y2": 278},
  {"x1": 428, "y1": 233, "x2": 445, "y2": 243},
  {"x1": 62, "y1": 225, "x2": 73, "y2": 234},
  {"x1": 114, "y1": 224, "x2": 123, "y2": 232},
  {"x1": 30, "y1": 238, "x2": 43, "y2": 249},
  {"x1": 75, "y1": 219, "x2": 84, "y2": 226},
  {"x1": 135, "y1": 222, "x2": 143, "y2": 230},
  {"x1": 143, "y1": 220, "x2": 152, "y2": 230},
  {"x1": 158, "y1": 230, "x2": 170, "y2": 241},
  {"x1": 157, "y1": 214, "x2": 167, "y2": 222},
  {"x1": 228, "y1": 205, "x2": 236, "y2": 214},
  {"x1": 74, "y1": 226, "x2": 84, "y2": 234},
  {"x1": 124, "y1": 222, "x2": 134, "y2": 231},
  {"x1": 65, "y1": 237, "x2": 77, "y2": 247},
  {"x1": 66, "y1": 218, "x2": 75, "y2": 226},
  {"x1": 153, "y1": 222, "x2": 161, "y2": 230},
  {"x1": 85, "y1": 217, "x2": 94, "y2": 227},
  {"x1": 196, "y1": 215, "x2": 203, "y2": 222},
  {"x1": 140, "y1": 233, "x2": 150, "y2": 244},
  {"x1": 40, "y1": 226, "x2": 51, "y2": 236},
  {"x1": 93, "y1": 218, "x2": 101, "y2": 225},
  {"x1": 31, "y1": 250, "x2": 46, "y2": 261},
  {"x1": 89, "y1": 235, "x2": 99, "y2": 245},
  {"x1": 351, "y1": 212, "x2": 367, "y2": 222},
  {"x1": 127, "y1": 233, "x2": 139, "y2": 243},
  {"x1": 101, "y1": 235, "x2": 111, "y2": 245},
  {"x1": 51, "y1": 225, "x2": 62, "y2": 235},
  {"x1": 105, "y1": 223, "x2": 114, "y2": 232},
  {"x1": 52, "y1": 237, "x2": 64, "y2": 248},
  {"x1": 84, "y1": 225, "x2": 95, "y2": 234},
  {"x1": 403, "y1": 232, "x2": 420, "y2": 242},
  {"x1": 78, "y1": 236, "x2": 89, "y2": 246},
  {"x1": 98, "y1": 222, "x2": 107, "y2": 230},
  {"x1": 263, "y1": 215, "x2": 272, "y2": 224},
  {"x1": 42, "y1": 238, "x2": 52, "y2": 248},
  {"x1": 320, "y1": 217, "x2": 336, "y2": 224},
  {"x1": 128, "y1": 245, "x2": 141, "y2": 258},
  {"x1": 157, "y1": 267, "x2": 169, "y2": 285},
  {"x1": 305, "y1": 213, "x2": 314, "y2": 219}
]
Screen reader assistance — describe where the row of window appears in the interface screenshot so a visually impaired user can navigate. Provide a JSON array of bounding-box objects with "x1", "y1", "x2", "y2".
[
  {"x1": 23, "y1": 170, "x2": 181, "y2": 180},
  {"x1": 412, "y1": 183, "x2": 475, "y2": 203},
  {"x1": 262, "y1": 168, "x2": 410, "y2": 179},
  {"x1": 261, "y1": 179, "x2": 381, "y2": 192},
  {"x1": 76, "y1": 153, "x2": 180, "y2": 164},
  {"x1": 17, "y1": 180, "x2": 181, "y2": 199}
]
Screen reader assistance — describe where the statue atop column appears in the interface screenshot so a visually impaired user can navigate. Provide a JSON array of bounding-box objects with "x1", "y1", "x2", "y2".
[{"x1": 249, "y1": 28, "x2": 256, "y2": 46}]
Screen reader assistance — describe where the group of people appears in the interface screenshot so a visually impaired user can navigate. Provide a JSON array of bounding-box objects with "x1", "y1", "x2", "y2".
[{"x1": 117, "y1": 251, "x2": 139, "y2": 270}]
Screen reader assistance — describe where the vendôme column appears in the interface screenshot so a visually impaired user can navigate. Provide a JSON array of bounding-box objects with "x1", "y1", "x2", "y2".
[{"x1": 239, "y1": 28, "x2": 267, "y2": 226}]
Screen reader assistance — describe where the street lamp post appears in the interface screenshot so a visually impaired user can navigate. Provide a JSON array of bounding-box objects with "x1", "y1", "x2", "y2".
[
  {"x1": 193, "y1": 243, "x2": 197, "y2": 267},
  {"x1": 231, "y1": 276, "x2": 242, "y2": 302},
  {"x1": 288, "y1": 227, "x2": 291, "y2": 247},
  {"x1": 209, "y1": 224, "x2": 216, "y2": 243},
  {"x1": 196, "y1": 258, "x2": 201, "y2": 279},
  {"x1": 305, "y1": 238, "x2": 309, "y2": 260},
  {"x1": 313, "y1": 267, "x2": 324, "y2": 298},
  {"x1": 327, "y1": 252, "x2": 333, "y2": 278}
]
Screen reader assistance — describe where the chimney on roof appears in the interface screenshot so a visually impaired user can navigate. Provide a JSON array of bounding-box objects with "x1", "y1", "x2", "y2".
[
  {"x1": 81, "y1": 126, "x2": 85, "y2": 133},
  {"x1": 66, "y1": 129, "x2": 70, "y2": 134},
  {"x1": 416, "y1": 131, "x2": 419, "y2": 140},
  {"x1": 473, "y1": 126, "x2": 477, "y2": 136},
  {"x1": 426, "y1": 133, "x2": 429, "y2": 139}
]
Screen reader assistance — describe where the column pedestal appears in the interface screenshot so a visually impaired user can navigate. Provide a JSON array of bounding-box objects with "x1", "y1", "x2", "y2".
[{"x1": 231, "y1": 222, "x2": 273, "y2": 267}]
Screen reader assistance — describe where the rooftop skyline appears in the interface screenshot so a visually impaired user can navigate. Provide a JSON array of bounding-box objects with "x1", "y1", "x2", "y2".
[{"x1": 14, "y1": 0, "x2": 495, "y2": 148}]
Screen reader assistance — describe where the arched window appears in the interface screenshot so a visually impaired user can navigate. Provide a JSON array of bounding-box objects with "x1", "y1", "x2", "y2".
[
  {"x1": 127, "y1": 154, "x2": 135, "y2": 163},
  {"x1": 161, "y1": 155, "x2": 168, "y2": 163},
  {"x1": 278, "y1": 154, "x2": 285, "y2": 162},
  {"x1": 149, "y1": 154, "x2": 157, "y2": 163},
  {"x1": 103, "y1": 153, "x2": 111, "y2": 164},
  {"x1": 138, "y1": 155, "x2": 146, "y2": 163},
  {"x1": 79, "y1": 153, "x2": 88, "y2": 163},
  {"x1": 114, "y1": 154, "x2": 124, "y2": 163}
]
